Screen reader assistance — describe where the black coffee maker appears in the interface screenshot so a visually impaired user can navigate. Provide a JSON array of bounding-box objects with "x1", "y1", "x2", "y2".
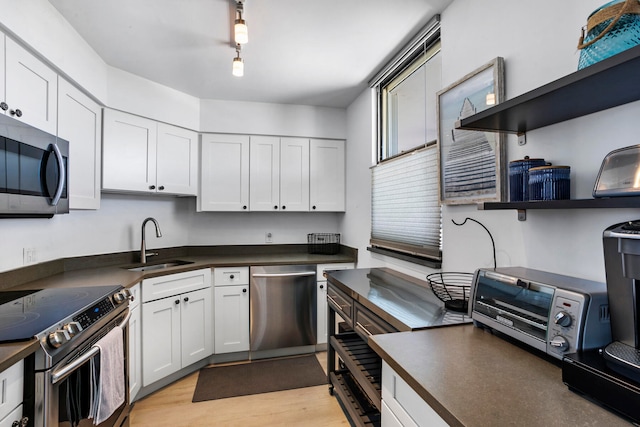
[
  {"x1": 562, "y1": 220, "x2": 640, "y2": 423},
  {"x1": 602, "y1": 220, "x2": 640, "y2": 379}
]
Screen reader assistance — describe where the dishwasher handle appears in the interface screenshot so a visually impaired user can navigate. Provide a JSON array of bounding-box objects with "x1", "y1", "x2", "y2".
[{"x1": 251, "y1": 271, "x2": 316, "y2": 278}]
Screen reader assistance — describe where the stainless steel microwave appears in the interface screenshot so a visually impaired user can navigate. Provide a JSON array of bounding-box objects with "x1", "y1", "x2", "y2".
[{"x1": 0, "y1": 114, "x2": 69, "y2": 218}]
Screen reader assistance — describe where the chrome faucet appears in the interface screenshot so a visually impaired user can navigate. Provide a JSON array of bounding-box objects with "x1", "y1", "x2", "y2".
[{"x1": 141, "y1": 217, "x2": 162, "y2": 263}]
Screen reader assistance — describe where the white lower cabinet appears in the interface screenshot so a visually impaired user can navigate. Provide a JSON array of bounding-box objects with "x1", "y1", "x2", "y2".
[
  {"x1": 317, "y1": 263, "x2": 354, "y2": 345},
  {"x1": 128, "y1": 283, "x2": 142, "y2": 402},
  {"x1": 0, "y1": 360, "x2": 24, "y2": 427},
  {"x1": 141, "y1": 269, "x2": 212, "y2": 387},
  {"x1": 381, "y1": 361, "x2": 448, "y2": 427},
  {"x1": 213, "y1": 267, "x2": 250, "y2": 354},
  {"x1": 0, "y1": 405, "x2": 23, "y2": 427}
]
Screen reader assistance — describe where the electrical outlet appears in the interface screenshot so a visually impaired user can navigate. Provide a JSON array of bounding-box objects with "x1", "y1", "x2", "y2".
[
  {"x1": 23, "y1": 247, "x2": 37, "y2": 265},
  {"x1": 265, "y1": 232, "x2": 273, "y2": 243}
]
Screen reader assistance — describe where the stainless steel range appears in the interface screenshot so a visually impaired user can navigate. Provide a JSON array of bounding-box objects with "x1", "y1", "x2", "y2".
[{"x1": 0, "y1": 285, "x2": 132, "y2": 427}]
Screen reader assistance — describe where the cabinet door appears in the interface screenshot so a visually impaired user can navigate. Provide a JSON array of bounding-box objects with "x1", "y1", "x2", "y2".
[
  {"x1": 102, "y1": 109, "x2": 157, "y2": 193},
  {"x1": 4, "y1": 38, "x2": 57, "y2": 134},
  {"x1": 310, "y1": 139, "x2": 345, "y2": 212},
  {"x1": 199, "y1": 134, "x2": 249, "y2": 211},
  {"x1": 317, "y1": 281, "x2": 328, "y2": 345},
  {"x1": 280, "y1": 137, "x2": 309, "y2": 211},
  {"x1": 0, "y1": 360, "x2": 23, "y2": 422},
  {"x1": 249, "y1": 136, "x2": 280, "y2": 211},
  {"x1": 142, "y1": 296, "x2": 181, "y2": 386},
  {"x1": 0, "y1": 405, "x2": 23, "y2": 427},
  {"x1": 156, "y1": 123, "x2": 198, "y2": 196},
  {"x1": 214, "y1": 285, "x2": 250, "y2": 353},
  {"x1": 181, "y1": 287, "x2": 213, "y2": 366},
  {"x1": 128, "y1": 303, "x2": 142, "y2": 402},
  {"x1": 382, "y1": 361, "x2": 448, "y2": 427},
  {"x1": 58, "y1": 78, "x2": 102, "y2": 210}
]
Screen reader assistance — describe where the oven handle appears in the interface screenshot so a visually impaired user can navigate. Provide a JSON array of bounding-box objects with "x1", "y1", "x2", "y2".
[{"x1": 50, "y1": 309, "x2": 131, "y2": 385}]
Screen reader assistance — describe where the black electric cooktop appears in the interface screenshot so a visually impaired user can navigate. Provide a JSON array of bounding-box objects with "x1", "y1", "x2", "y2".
[{"x1": 0, "y1": 285, "x2": 121, "y2": 343}]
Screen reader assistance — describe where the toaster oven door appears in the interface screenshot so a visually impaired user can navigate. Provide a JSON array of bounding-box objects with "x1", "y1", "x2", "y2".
[{"x1": 472, "y1": 271, "x2": 554, "y2": 349}]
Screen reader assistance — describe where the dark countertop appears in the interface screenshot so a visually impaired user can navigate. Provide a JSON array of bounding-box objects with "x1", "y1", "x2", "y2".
[
  {"x1": 325, "y1": 268, "x2": 472, "y2": 331},
  {"x1": 370, "y1": 326, "x2": 632, "y2": 427},
  {"x1": 0, "y1": 244, "x2": 356, "y2": 372}
]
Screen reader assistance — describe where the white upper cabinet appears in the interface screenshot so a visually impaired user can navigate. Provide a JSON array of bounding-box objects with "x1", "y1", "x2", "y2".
[
  {"x1": 58, "y1": 78, "x2": 102, "y2": 210},
  {"x1": 3, "y1": 37, "x2": 58, "y2": 134},
  {"x1": 156, "y1": 122, "x2": 198, "y2": 195},
  {"x1": 280, "y1": 137, "x2": 310, "y2": 212},
  {"x1": 199, "y1": 133, "x2": 250, "y2": 211},
  {"x1": 249, "y1": 136, "x2": 281, "y2": 211},
  {"x1": 102, "y1": 109, "x2": 198, "y2": 196},
  {"x1": 250, "y1": 136, "x2": 310, "y2": 212},
  {"x1": 310, "y1": 139, "x2": 345, "y2": 212}
]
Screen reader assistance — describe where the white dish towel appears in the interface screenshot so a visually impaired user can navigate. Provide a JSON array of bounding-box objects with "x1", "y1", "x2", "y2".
[{"x1": 89, "y1": 325, "x2": 125, "y2": 425}]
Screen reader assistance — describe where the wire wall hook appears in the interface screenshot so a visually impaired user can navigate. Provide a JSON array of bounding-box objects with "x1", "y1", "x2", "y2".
[{"x1": 451, "y1": 217, "x2": 497, "y2": 269}]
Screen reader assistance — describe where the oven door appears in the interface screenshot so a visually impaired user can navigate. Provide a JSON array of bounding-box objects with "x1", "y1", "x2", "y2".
[{"x1": 33, "y1": 310, "x2": 130, "y2": 427}]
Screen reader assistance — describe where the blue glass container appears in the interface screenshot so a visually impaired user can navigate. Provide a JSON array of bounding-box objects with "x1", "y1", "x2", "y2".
[
  {"x1": 578, "y1": 0, "x2": 640, "y2": 69},
  {"x1": 528, "y1": 166, "x2": 571, "y2": 201},
  {"x1": 509, "y1": 157, "x2": 547, "y2": 201}
]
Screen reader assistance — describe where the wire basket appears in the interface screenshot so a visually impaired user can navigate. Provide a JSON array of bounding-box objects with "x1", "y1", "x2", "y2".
[
  {"x1": 426, "y1": 272, "x2": 474, "y2": 313},
  {"x1": 307, "y1": 233, "x2": 340, "y2": 255}
]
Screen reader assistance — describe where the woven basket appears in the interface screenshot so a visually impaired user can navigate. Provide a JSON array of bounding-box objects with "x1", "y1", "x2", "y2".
[{"x1": 578, "y1": 0, "x2": 640, "y2": 69}]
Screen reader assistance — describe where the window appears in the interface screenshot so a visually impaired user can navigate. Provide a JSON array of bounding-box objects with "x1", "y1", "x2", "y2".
[{"x1": 369, "y1": 16, "x2": 442, "y2": 267}]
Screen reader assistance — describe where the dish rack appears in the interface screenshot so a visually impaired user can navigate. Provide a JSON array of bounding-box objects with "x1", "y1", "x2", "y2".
[
  {"x1": 426, "y1": 272, "x2": 474, "y2": 313},
  {"x1": 307, "y1": 233, "x2": 341, "y2": 254}
]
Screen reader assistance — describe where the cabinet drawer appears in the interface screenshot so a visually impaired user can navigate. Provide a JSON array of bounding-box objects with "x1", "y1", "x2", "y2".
[
  {"x1": 214, "y1": 266, "x2": 249, "y2": 286},
  {"x1": 327, "y1": 282, "x2": 352, "y2": 322},
  {"x1": 142, "y1": 268, "x2": 212, "y2": 302},
  {"x1": 381, "y1": 361, "x2": 448, "y2": 427},
  {"x1": 354, "y1": 302, "x2": 395, "y2": 342},
  {"x1": 0, "y1": 360, "x2": 23, "y2": 422}
]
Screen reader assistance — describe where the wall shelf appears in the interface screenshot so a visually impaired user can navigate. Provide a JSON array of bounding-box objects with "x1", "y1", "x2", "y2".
[
  {"x1": 479, "y1": 197, "x2": 640, "y2": 221},
  {"x1": 456, "y1": 44, "x2": 640, "y2": 134}
]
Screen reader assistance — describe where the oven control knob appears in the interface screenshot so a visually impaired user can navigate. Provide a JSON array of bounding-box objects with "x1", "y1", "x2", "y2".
[
  {"x1": 550, "y1": 335, "x2": 569, "y2": 351},
  {"x1": 48, "y1": 330, "x2": 71, "y2": 349},
  {"x1": 554, "y1": 311, "x2": 572, "y2": 327},
  {"x1": 114, "y1": 289, "x2": 132, "y2": 304},
  {"x1": 63, "y1": 321, "x2": 83, "y2": 337}
]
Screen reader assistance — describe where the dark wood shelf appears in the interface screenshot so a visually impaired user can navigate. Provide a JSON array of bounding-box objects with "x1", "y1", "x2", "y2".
[
  {"x1": 479, "y1": 197, "x2": 640, "y2": 211},
  {"x1": 457, "y1": 44, "x2": 640, "y2": 134}
]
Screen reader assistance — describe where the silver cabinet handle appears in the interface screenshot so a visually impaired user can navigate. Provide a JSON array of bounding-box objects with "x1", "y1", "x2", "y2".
[
  {"x1": 51, "y1": 310, "x2": 131, "y2": 384},
  {"x1": 252, "y1": 271, "x2": 316, "y2": 278},
  {"x1": 327, "y1": 295, "x2": 346, "y2": 310},
  {"x1": 356, "y1": 321, "x2": 373, "y2": 337}
]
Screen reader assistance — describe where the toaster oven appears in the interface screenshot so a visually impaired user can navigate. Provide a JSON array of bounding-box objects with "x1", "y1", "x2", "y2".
[{"x1": 470, "y1": 267, "x2": 612, "y2": 360}]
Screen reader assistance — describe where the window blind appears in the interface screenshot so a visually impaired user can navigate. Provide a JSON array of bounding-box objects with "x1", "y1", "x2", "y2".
[{"x1": 370, "y1": 145, "x2": 441, "y2": 261}]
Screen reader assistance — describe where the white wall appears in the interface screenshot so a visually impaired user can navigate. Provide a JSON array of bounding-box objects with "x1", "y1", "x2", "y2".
[
  {"x1": 343, "y1": 0, "x2": 640, "y2": 283},
  {"x1": 200, "y1": 99, "x2": 347, "y2": 139}
]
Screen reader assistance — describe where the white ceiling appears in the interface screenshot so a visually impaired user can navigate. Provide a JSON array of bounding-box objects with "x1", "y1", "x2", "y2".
[{"x1": 48, "y1": 0, "x2": 451, "y2": 108}]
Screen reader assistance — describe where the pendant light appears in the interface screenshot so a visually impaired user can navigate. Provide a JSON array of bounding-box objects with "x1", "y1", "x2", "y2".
[
  {"x1": 232, "y1": 43, "x2": 244, "y2": 77},
  {"x1": 235, "y1": 1, "x2": 248, "y2": 45}
]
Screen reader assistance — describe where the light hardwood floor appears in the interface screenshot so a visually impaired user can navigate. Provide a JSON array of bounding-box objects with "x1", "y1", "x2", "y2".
[{"x1": 130, "y1": 352, "x2": 349, "y2": 426}]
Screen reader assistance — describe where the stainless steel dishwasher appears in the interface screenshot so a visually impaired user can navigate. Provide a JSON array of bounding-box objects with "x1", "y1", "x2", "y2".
[{"x1": 250, "y1": 265, "x2": 317, "y2": 351}]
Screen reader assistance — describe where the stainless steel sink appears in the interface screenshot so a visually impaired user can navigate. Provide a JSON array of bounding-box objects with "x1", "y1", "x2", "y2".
[{"x1": 125, "y1": 259, "x2": 194, "y2": 272}]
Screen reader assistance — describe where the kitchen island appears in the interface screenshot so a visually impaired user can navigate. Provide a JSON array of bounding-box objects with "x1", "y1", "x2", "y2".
[{"x1": 370, "y1": 325, "x2": 632, "y2": 426}]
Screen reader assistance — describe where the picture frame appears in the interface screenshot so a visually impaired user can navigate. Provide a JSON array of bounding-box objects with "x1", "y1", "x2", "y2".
[{"x1": 436, "y1": 57, "x2": 505, "y2": 205}]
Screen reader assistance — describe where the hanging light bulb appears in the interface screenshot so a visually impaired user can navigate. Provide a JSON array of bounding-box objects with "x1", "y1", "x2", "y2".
[
  {"x1": 235, "y1": 1, "x2": 248, "y2": 44},
  {"x1": 232, "y1": 43, "x2": 244, "y2": 77}
]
